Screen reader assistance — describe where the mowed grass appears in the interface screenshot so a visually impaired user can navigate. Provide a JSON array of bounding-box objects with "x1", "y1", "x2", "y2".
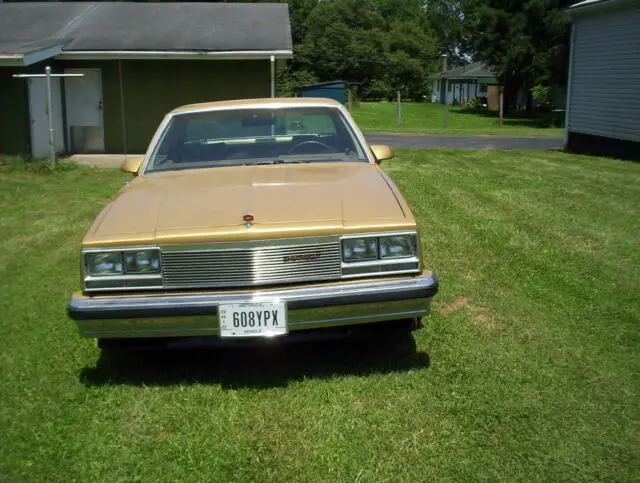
[
  {"x1": 352, "y1": 101, "x2": 564, "y2": 137},
  {"x1": 1, "y1": 152, "x2": 639, "y2": 481}
]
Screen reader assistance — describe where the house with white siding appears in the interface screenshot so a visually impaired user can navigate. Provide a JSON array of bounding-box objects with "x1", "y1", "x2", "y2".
[
  {"x1": 566, "y1": 0, "x2": 640, "y2": 160},
  {"x1": 428, "y1": 62, "x2": 497, "y2": 106}
]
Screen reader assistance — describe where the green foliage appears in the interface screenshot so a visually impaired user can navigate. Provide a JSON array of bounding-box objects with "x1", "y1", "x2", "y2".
[
  {"x1": 0, "y1": 155, "x2": 78, "y2": 174},
  {"x1": 276, "y1": 69, "x2": 318, "y2": 97},
  {"x1": 1, "y1": 154, "x2": 639, "y2": 481},
  {"x1": 464, "y1": 97, "x2": 486, "y2": 110},
  {"x1": 531, "y1": 84, "x2": 552, "y2": 110},
  {"x1": 462, "y1": 0, "x2": 572, "y2": 109},
  {"x1": 294, "y1": 0, "x2": 439, "y2": 100}
]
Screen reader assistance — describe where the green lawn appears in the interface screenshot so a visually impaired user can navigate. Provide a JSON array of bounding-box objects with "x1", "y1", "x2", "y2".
[
  {"x1": 352, "y1": 101, "x2": 564, "y2": 138},
  {"x1": 1, "y1": 152, "x2": 639, "y2": 481}
]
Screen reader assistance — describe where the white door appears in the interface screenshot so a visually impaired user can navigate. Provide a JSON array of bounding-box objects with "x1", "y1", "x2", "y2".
[
  {"x1": 64, "y1": 69, "x2": 104, "y2": 152},
  {"x1": 28, "y1": 77, "x2": 65, "y2": 159}
]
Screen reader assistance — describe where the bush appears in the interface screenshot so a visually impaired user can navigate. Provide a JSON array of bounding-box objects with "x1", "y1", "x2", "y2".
[
  {"x1": 464, "y1": 96, "x2": 488, "y2": 110},
  {"x1": 531, "y1": 85, "x2": 552, "y2": 112}
]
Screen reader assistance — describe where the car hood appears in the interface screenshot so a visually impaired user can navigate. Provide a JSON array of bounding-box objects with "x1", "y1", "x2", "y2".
[{"x1": 83, "y1": 162, "x2": 416, "y2": 247}]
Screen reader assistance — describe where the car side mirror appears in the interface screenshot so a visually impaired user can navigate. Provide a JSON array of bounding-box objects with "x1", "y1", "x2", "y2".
[
  {"x1": 369, "y1": 144, "x2": 394, "y2": 164},
  {"x1": 121, "y1": 156, "x2": 144, "y2": 175}
]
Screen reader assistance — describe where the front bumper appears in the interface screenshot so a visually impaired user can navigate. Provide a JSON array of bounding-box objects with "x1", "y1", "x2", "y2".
[{"x1": 68, "y1": 272, "x2": 438, "y2": 339}]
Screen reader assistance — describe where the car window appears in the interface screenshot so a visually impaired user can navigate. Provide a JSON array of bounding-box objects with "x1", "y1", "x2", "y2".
[{"x1": 145, "y1": 106, "x2": 367, "y2": 173}]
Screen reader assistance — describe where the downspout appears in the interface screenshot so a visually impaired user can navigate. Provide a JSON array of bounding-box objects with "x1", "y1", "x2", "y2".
[
  {"x1": 270, "y1": 55, "x2": 275, "y2": 98},
  {"x1": 564, "y1": 22, "x2": 576, "y2": 150}
]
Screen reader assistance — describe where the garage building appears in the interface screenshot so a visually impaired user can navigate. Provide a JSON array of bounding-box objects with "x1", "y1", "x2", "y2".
[{"x1": 0, "y1": 2, "x2": 292, "y2": 157}]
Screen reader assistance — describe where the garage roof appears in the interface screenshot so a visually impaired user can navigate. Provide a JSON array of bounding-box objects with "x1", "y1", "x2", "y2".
[{"x1": 0, "y1": 2, "x2": 292, "y2": 65}]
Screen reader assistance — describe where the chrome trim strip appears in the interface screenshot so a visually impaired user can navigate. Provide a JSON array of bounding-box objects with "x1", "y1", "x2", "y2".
[
  {"x1": 70, "y1": 274, "x2": 437, "y2": 311},
  {"x1": 291, "y1": 309, "x2": 428, "y2": 328},
  {"x1": 340, "y1": 256, "x2": 420, "y2": 269},
  {"x1": 340, "y1": 231, "x2": 418, "y2": 240},
  {"x1": 341, "y1": 268, "x2": 420, "y2": 280},
  {"x1": 160, "y1": 235, "x2": 340, "y2": 252}
]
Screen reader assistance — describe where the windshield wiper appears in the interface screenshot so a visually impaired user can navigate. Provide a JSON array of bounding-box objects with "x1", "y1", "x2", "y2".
[{"x1": 252, "y1": 159, "x2": 305, "y2": 165}]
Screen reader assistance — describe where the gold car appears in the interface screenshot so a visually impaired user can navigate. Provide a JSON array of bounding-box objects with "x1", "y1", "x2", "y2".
[{"x1": 67, "y1": 98, "x2": 438, "y2": 349}]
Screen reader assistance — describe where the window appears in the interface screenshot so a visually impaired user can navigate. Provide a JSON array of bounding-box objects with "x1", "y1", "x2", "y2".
[
  {"x1": 479, "y1": 84, "x2": 488, "y2": 94},
  {"x1": 146, "y1": 107, "x2": 367, "y2": 173}
]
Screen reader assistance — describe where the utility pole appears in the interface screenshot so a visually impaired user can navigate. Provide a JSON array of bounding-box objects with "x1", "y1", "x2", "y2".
[
  {"x1": 13, "y1": 66, "x2": 83, "y2": 167},
  {"x1": 440, "y1": 54, "x2": 449, "y2": 129}
]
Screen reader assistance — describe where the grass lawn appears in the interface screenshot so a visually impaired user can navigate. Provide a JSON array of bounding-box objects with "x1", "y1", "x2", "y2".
[
  {"x1": 352, "y1": 101, "x2": 564, "y2": 138},
  {"x1": 1, "y1": 152, "x2": 639, "y2": 481}
]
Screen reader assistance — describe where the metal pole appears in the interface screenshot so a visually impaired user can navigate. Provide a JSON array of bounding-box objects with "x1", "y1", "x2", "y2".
[
  {"x1": 118, "y1": 60, "x2": 128, "y2": 158},
  {"x1": 270, "y1": 55, "x2": 275, "y2": 98},
  {"x1": 45, "y1": 66, "x2": 56, "y2": 167},
  {"x1": 499, "y1": 86, "x2": 505, "y2": 127},
  {"x1": 441, "y1": 54, "x2": 449, "y2": 129},
  {"x1": 347, "y1": 88, "x2": 353, "y2": 112},
  {"x1": 396, "y1": 90, "x2": 401, "y2": 127}
]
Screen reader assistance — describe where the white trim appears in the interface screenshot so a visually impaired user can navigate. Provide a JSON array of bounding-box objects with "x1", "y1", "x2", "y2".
[
  {"x1": 568, "y1": 0, "x2": 634, "y2": 15},
  {"x1": 0, "y1": 54, "x2": 23, "y2": 66},
  {"x1": 0, "y1": 43, "x2": 64, "y2": 66},
  {"x1": 56, "y1": 50, "x2": 293, "y2": 61}
]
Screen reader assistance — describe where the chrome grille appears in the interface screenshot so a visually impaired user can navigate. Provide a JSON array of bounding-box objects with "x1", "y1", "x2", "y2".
[{"x1": 161, "y1": 242, "x2": 341, "y2": 289}]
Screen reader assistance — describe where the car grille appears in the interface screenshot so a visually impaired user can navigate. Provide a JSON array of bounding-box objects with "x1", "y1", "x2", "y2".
[{"x1": 161, "y1": 242, "x2": 342, "y2": 289}]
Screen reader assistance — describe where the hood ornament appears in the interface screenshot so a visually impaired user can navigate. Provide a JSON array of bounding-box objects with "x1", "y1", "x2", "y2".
[{"x1": 243, "y1": 213, "x2": 254, "y2": 228}]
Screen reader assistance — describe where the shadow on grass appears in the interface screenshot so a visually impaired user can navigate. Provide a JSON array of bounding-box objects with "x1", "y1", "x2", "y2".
[
  {"x1": 79, "y1": 332, "x2": 429, "y2": 390},
  {"x1": 452, "y1": 108, "x2": 554, "y2": 129}
]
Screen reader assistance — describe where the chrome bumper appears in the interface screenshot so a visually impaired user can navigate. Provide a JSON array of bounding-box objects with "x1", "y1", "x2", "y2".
[{"x1": 68, "y1": 272, "x2": 438, "y2": 339}]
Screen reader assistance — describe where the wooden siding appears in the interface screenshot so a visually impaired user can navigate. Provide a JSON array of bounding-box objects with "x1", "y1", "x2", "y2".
[
  {"x1": 568, "y1": 5, "x2": 640, "y2": 142},
  {"x1": 58, "y1": 59, "x2": 270, "y2": 153},
  {"x1": 0, "y1": 69, "x2": 29, "y2": 156}
]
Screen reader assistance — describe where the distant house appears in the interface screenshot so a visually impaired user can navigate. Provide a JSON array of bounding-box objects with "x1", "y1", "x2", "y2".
[
  {"x1": 428, "y1": 62, "x2": 497, "y2": 106},
  {"x1": 0, "y1": 2, "x2": 292, "y2": 158},
  {"x1": 565, "y1": 0, "x2": 640, "y2": 160}
]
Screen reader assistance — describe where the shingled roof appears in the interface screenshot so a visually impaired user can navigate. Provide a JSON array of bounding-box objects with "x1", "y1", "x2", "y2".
[
  {"x1": 428, "y1": 62, "x2": 496, "y2": 80},
  {"x1": 0, "y1": 2, "x2": 292, "y2": 66}
]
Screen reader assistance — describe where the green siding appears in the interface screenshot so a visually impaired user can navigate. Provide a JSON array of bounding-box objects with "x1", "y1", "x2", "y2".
[
  {"x1": 60, "y1": 59, "x2": 270, "y2": 153},
  {"x1": 0, "y1": 69, "x2": 29, "y2": 156}
]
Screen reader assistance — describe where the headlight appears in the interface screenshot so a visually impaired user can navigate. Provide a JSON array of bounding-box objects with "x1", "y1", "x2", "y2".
[
  {"x1": 124, "y1": 249, "x2": 161, "y2": 273},
  {"x1": 342, "y1": 237, "x2": 378, "y2": 262},
  {"x1": 380, "y1": 235, "x2": 416, "y2": 259},
  {"x1": 86, "y1": 252, "x2": 124, "y2": 276}
]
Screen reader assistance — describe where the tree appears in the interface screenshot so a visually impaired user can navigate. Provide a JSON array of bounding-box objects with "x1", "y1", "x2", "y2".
[
  {"x1": 423, "y1": 0, "x2": 470, "y2": 66},
  {"x1": 294, "y1": 0, "x2": 439, "y2": 100},
  {"x1": 462, "y1": 0, "x2": 572, "y2": 110}
]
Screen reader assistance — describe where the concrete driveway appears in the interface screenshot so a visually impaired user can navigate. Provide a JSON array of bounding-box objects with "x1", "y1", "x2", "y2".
[
  {"x1": 69, "y1": 154, "x2": 129, "y2": 169},
  {"x1": 365, "y1": 133, "x2": 564, "y2": 151}
]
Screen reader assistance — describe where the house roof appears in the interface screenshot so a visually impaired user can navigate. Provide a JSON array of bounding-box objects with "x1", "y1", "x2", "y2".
[
  {"x1": 428, "y1": 62, "x2": 496, "y2": 80},
  {"x1": 0, "y1": 2, "x2": 292, "y2": 66}
]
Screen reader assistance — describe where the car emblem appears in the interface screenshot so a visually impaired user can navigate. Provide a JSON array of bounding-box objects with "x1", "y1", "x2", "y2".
[
  {"x1": 283, "y1": 253, "x2": 322, "y2": 263},
  {"x1": 243, "y1": 213, "x2": 254, "y2": 228}
]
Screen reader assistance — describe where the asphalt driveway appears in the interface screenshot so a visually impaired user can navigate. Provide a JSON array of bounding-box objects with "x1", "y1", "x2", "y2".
[{"x1": 365, "y1": 133, "x2": 564, "y2": 151}]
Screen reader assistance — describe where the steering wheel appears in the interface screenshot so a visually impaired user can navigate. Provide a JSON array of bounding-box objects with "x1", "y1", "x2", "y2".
[{"x1": 288, "y1": 140, "x2": 334, "y2": 154}]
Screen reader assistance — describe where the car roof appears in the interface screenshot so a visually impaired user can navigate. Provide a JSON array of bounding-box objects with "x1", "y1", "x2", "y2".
[{"x1": 171, "y1": 97, "x2": 343, "y2": 114}]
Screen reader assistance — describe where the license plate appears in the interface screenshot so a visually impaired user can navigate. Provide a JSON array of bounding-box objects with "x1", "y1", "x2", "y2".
[{"x1": 219, "y1": 302, "x2": 287, "y2": 338}]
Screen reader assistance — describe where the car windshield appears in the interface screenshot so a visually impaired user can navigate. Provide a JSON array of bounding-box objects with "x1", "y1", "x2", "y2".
[{"x1": 144, "y1": 106, "x2": 368, "y2": 173}]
